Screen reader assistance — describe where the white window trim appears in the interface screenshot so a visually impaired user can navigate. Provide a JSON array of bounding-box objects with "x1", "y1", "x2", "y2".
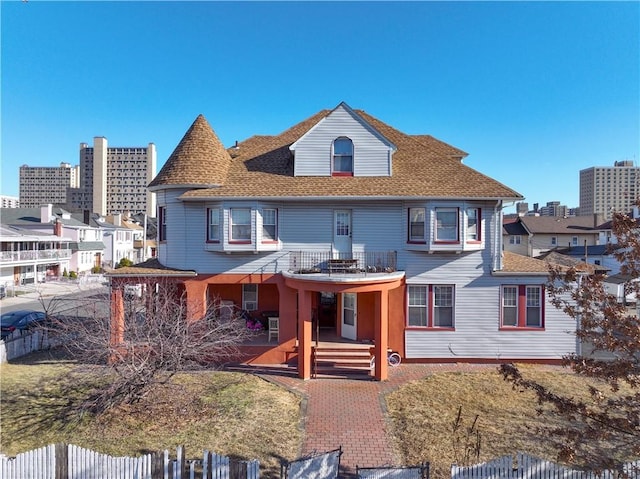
[
  {"x1": 207, "y1": 208, "x2": 220, "y2": 242},
  {"x1": 332, "y1": 137, "x2": 354, "y2": 175},
  {"x1": 262, "y1": 208, "x2": 277, "y2": 243},
  {"x1": 408, "y1": 207, "x2": 426, "y2": 242},
  {"x1": 242, "y1": 284, "x2": 258, "y2": 311},
  {"x1": 230, "y1": 208, "x2": 252, "y2": 243},
  {"x1": 435, "y1": 207, "x2": 459, "y2": 242},
  {"x1": 407, "y1": 284, "x2": 455, "y2": 329}
]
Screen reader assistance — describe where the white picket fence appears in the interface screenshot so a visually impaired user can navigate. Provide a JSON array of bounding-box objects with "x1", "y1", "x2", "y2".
[
  {"x1": 0, "y1": 444, "x2": 260, "y2": 479},
  {"x1": 452, "y1": 453, "x2": 640, "y2": 479},
  {"x1": 0, "y1": 330, "x2": 54, "y2": 363}
]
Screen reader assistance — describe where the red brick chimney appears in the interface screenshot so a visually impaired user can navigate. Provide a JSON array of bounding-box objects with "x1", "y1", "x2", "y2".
[{"x1": 53, "y1": 219, "x2": 63, "y2": 237}]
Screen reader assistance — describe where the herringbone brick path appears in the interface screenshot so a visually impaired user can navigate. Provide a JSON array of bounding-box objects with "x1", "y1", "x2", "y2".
[{"x1": 247, "y1": 363, "x2": 495, "y2": 477}]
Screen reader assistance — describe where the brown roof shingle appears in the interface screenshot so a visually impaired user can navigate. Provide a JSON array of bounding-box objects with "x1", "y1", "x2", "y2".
[
  {"x1": 150, "y1": 106, "x2": 523, "y2": 201},
  {"x1": 501, "y1": 251, "x2": 595, "y2": 274},
  {"x1": 149, "y1": 115, "x2": 232, "y2": 189}
]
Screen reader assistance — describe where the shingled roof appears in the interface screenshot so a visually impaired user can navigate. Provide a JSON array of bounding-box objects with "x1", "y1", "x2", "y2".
[
  {"x1": 500, "y1": 251, "x2": 596, "y2": 275},
  {"x1": 149, "y1": 115, "x2": 232, "y2": 189},
  {"x1": 150, "y1": 106, "x2": 523, "y2": 201}
]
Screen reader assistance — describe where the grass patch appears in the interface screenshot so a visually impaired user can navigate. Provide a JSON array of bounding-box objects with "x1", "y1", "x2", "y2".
[
  {"x1": 385, "y1": 365, "x2": 616, "y2": 479},
  {"x1": 0, "y1": 351, "x2": 302, "y2": 478}
]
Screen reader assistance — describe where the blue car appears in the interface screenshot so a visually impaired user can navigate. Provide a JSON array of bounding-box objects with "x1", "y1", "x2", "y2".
[{"x1": 0, "y1": 310, "x2": 47, "y2": 340}]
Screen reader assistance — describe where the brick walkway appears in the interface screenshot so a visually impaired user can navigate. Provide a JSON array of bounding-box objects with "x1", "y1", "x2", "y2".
[{"x1": 248, "y1": 363, "x2": 494, "y2": 477}]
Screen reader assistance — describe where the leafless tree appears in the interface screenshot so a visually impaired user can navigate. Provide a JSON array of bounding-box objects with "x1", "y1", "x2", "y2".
[
  {"x1": 500, "y1": 208, "x2": 640, "y2": 471},
  {"x1": 43, "y1": 277, "x2": 255, "y2": 415}
]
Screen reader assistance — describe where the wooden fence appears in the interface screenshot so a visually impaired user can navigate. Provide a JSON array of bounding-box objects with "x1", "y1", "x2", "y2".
[
  {"x1": 452, "y1": 453, "x2": 640, "y2": 479},
  {"x1": 0, "y1": 444, "x2": 260, "y2": 479},
  {"x1": 0, "y1": 329, "x2": 53, "y2": 363}
]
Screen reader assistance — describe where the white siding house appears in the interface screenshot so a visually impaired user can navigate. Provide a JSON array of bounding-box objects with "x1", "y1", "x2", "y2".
[{"x1": 111, "y1": 102, "x2": 579, "y2": 381}]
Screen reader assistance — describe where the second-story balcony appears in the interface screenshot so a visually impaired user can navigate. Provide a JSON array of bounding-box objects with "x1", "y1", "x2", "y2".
[
  {"x1": 288, "y1": 251, "x2": 397, "y2": 276},
  {"x1": 0, "y1": 249, "x2": 72, "y2": 265}
]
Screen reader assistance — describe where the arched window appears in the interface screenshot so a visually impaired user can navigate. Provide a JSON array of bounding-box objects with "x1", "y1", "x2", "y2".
[{"x1": 332, "y1": 137, "x2": 353, "y2": 175}]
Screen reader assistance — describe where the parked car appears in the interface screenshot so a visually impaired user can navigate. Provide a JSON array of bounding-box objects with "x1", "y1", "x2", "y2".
[{"x1": 0, "y1": 310, "x2": 47, "y2": 340}]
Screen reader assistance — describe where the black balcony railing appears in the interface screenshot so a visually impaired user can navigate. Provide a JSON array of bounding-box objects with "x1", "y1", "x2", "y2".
[{"x1": 288, "y1": 251, "x2": 397, "y2": 275}]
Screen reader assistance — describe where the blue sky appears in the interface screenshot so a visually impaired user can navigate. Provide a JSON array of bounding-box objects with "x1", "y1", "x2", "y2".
[{"x1": 2, "y1": 1, "x2": 639, "y2": 213}]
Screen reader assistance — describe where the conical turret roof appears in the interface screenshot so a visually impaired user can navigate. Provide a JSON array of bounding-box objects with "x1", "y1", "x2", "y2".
[{"x1": 149, "y1": 114, "x2": 232, "y2": 189}]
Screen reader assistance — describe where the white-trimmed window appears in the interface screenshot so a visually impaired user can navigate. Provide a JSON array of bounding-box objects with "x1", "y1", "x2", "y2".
[
  {"x1": 466, "y1": 208, "x2": 480, "y2": 241},
  {"x1": 435, "y1": 208, "x2": 459, "y2": 242},
  {"x1": 433, "y1": 285, "x2": 454, "y2": 327},
  {"x1": 501, "y1": 285, "x2": 544, "y2": 329},
  {"x1": 158, "y1": 206, "x2": 167, "y2": 241},
  {"x1": 509, "y1": 235, "x2": 521, "y2": 245},
  {"x1": 551, "y1": 236, "x2": 557, "y2": 246},
  {"x1": 408, "y1": 285, "x2": 428, "y2": 327},
  {"x1": 242, "y1": 284, "x2": 258, "y2": 311},
  {"x1": 407, "y1": 285, "x2": 455, "y2": 328},
  {"x1": 332, "y1": 137, "x2": 353, "y2": 175},
  {"x1": 572, "y1": 236, "x2": 579, "y2": 246},
  {"x1": 502, "y1": 286, "x2": 518, "y2": 326},
  {"x1": 207, "y1": 208, "x2": 220, "y2": 242},
  {"x1": 408, "y1": 208, "x2": 426, "y2": 242},
  {"x1": 230, "y1": 208, "x2": 251, "y2": 242},
  {"x1": 262, "y1": 209, "x2": 277, "y2": 242}
]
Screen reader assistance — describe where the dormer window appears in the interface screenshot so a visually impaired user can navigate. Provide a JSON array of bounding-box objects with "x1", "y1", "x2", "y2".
[{"x1": 332, "y1": 137, "x2": 353, "y2": 176}]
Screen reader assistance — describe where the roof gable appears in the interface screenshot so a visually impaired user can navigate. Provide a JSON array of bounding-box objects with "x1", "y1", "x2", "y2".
[{"x1": 290, "y1": 102, "x2": 396, "y2": 153}]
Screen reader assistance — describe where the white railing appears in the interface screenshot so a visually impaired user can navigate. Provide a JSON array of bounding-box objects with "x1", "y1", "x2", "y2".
[{"x1": 0, "y1": 249, "x2": 72, "y2": 264}]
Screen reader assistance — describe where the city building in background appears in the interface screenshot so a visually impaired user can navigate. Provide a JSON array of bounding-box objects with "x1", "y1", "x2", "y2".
[
  {"x1": 0, "y1": 195, "x2": 20, "y2": 208},
  {"x1": 580, "y1": 161, "x2": 639, "y2": 219},
  {"x1": 67, "y1": 137, "x2": 157, "y2": 217},
  {"x1": 19, "y1": 162, "x2": 80, "y2": 208},
  {"x1": 538, "y1": 201, "x2": 571, "y2": 217},
  {"x1": 514, "y1": 201, "x2": 576, "y2": 218}
]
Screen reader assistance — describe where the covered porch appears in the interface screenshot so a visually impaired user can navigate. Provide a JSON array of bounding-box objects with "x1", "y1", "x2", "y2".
[{"x1": 282, "y1": 270, "x2": 405, "y2": 381}]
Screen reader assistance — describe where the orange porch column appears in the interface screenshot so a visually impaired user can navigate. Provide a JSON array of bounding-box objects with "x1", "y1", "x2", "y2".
[
  {"x1": 109, "y1": 288, "x2": 125, "y2": 364},
  {"x1": 374, "y1": 289, "x2": 389, "y2": 381},
  {"x1": 297, "y1": 289, "x2": 313, "y2": 380},
  {"x1": 184, "y1": 281, "x2": 208, "y2": 323}
]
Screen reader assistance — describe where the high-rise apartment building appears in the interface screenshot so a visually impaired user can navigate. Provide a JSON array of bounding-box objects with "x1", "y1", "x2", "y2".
[
  {"x1": 579, "y1": 161, "x2": 639, "y2": 219},
  {"x1": 19, "y1": 162, "x2": 80, "y2": 208},
  {"x1": 0, "y1": 195, "x2": 20, "y2": 208},
  {"x1": 68, "y1": 137, "x2": 156, "y2": 216},
  {"x1": 538, "y1": 201, "x2": 570, "y2": 218}
]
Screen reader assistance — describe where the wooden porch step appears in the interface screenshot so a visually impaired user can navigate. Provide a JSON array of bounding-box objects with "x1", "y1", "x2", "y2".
[{"x1": 312, "y1": 345, "x2": 373, "y2": 379}]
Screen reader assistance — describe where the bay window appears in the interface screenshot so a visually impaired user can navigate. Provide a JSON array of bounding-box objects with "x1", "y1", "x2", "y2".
[
  {"x1": 262, "y1": 209, "x2": 277, "y2": 242},
  {"x1": 230, "y1": 208, "x2": 251, "y2": 242},
  {"x1": 408, "y1": 208, "x2": 426, "y2": 242},
  {"x1": 435, "y1": 208, "x2": 458, "y2": 242},
  {"x1": 207, "y1": 208, "x2": 220, "y2": 242},
  {"x1": 466, "y1": 208, "x2": 480, "y2": 241}
]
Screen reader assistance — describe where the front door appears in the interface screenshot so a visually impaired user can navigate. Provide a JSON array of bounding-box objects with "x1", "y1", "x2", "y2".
[
  {"x1": 333, "y1": 210, "x2": 352, "y2": 258},
  {"x1": 341, "y1": 292, "x2": 357, "y2": 340}
]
